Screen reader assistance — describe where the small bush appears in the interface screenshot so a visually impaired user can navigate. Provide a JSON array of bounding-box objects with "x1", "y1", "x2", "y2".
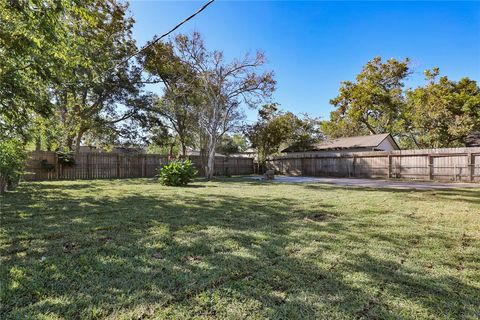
[
  {"x1": 56, "y1": 150, "x2": 76, "y2": 166},
  {"x1": 158, "y1": 159, "x2": 197, "y2": 186}
]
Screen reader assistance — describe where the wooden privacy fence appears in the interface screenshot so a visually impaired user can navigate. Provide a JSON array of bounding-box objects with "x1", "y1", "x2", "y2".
[
  {"x1": 266, "y1": 147, "x2": 480, "y2": 183},
  {"x1": 24, "y1": 151, "x2": 254, "y2": 181}
]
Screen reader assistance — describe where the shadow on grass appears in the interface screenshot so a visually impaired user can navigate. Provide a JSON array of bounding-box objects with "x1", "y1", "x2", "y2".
[{"x1": 0, "y1": 180, "x2": 478, "y2": 319}]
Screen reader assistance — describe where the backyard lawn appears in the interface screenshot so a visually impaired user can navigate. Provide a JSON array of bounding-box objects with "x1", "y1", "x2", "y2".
[{"x1": 1, "y1": 178, "x2": 479, "y2": 319}]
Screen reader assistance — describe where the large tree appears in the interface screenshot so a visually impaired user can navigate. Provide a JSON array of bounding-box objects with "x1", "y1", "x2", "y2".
[
  {"x1": 140, "y1": 40, "x2": 200, "y2": 156},
  {"x1": 246, "y1": 104, "x2": 322, "y2": 165},
  {"x1": 47, "y1": 0, "x2": 151, "y2": 153},
  {"x1": 216, "y1": 133, "x2": 249, "y2": 156},
  {"x1": 404, "y1": 68, "x2": 480, "y2": 148},
  {"x1": 323, "y1": 57, "x2": 410, "y2": 139},
  {"x1": 174, "y1": 32, "x2": 276, "y2": 179},
  {"x1": 1, "y1": 0, "x2": 151, "y2": 152},
  {"x1": 0, "y1": 0, "x2": 95, "y2": 141},
  {"x1": 0, "y1": 0, "x2": 96, "y2": 191}
]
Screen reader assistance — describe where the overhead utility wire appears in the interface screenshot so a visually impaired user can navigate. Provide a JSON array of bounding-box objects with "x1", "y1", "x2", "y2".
[{"x1": 116, "y1": 0, "x2": 215, "y2": 68}]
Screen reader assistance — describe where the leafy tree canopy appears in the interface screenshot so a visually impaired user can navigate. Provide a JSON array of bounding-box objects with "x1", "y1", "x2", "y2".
[
  {"x1": 216, "y1": 134, "x2": 249, "y2": 156},
  {"x1": 404, "y1": 68, "x2": 480, "y2": 148},
  {"x1": 139, "y1": 40, "x2": 201, "y2": 156},
  {"x1": 247, "y1": 104, "x2": 322, "y2": 164},
  {"x1": 323, "y1": 57, "x2": 410, "y2": 139},
  {"x1": 1, "y1": 0, "x2": 98, "y2": 140},
  {"x1": 323, "y1": 57, "x2": 479, "y2": 149}
]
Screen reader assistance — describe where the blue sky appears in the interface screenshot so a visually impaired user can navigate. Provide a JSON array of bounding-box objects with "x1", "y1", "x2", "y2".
[{"x1": 129, "y1": 1, "x2": 480, "y2": 123}]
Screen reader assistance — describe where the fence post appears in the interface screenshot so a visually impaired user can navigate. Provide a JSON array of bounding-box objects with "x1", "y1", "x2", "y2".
[
  {"x1": 387, "y1": 154, "x2": 392, "y2": 179},
  {"x1": 352, "y1": 155, "x2": 356, "y2": 177},
  {"x1": 428, "y1": 155, "x2": 434, "y2": 180},
  {"x1": 468, "y1": 153, "x2": 474, "y2": 182},
  {"x1": 116, "y1": 154, "x2": 120, "y2": 178},
  {"x1": 55, "y1": 152, "x2": 60, "y2": 180},
  {"x1": 143, "y1": 155, "x2": 147, "y2": 177},
  {"x1": 86, "y1": 154, "x2": 90, "y2": 179}
]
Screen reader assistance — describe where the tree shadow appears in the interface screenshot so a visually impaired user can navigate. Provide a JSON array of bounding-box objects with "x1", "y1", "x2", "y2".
[{"x1": 1, "y1": 181, "x2": 478, "y2": 319}]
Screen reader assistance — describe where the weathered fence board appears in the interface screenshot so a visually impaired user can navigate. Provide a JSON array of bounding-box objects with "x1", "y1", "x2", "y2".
[
  {"x1": 267, "y1": 147, "x2": 480, "y2": 182},
  {"x1": 24, "y1": 151, "x2": 254, "y2": 181}
]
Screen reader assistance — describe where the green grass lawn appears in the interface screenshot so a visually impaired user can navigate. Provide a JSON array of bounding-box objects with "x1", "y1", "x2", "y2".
[{"x1": 1, "y1": 178, "x2": 479, "y2": 319}]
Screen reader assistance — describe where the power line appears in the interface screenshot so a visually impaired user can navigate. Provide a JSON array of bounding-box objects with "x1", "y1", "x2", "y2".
[{"x1": 118, "y1": 0, "x2": 215, "y2": 67}]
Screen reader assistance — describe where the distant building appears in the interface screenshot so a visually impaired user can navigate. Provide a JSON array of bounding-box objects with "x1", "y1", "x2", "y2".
[
  {"x1": 111, "y1": 147, "x2": 146, "y2": 154},
  {"x1": 78, "y1": 146, "x2": 102, "y2": 153},
  {"x1": 229, "y1": 147, "x2": 257, "y2": 159},
  {"x1": 186, "y1": 150, "x2": 226, "y2": 157},
  {"x1": 79, "y1": 146, "x2": 146, "y2": 154},
  {"x1": 466, "y1": 132, "x2": 480, "y2": 147},
  {"x1": 282, "y1": 133, "x2": 400, "y2": 154}
]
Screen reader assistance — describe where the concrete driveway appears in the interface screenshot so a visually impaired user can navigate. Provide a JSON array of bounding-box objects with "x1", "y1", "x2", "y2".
[{"x1": 249, "y1": 175, "x2": 480, "y2": 190}]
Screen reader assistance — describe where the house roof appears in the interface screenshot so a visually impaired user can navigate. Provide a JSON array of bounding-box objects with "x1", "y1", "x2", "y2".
[
  {"x1": 186, "y1": 150, "x2": 226, "y2": 157},
  {"x1": 282, "y1": 133, "x2": 399, "y2": 152}
]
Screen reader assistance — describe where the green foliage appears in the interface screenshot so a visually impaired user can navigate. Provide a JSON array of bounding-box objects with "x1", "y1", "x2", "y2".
[
  {"x1": 46, "y1": 0, "x2": 150, "y2": 151},
  {"x1": 0, "y1": 139, "x2": 26, "y2": 193},
  {"x1": 404, "y1": 69, "x2": 480, "y2": 148},
  {"x1": 56, "y1": 150, "x2": 76, "y2": 166},
  {"x1": 0, "y1": 0, "x2": 65, "y2": 140},
  {"x1": 247, "y1": 104, "x2": 322, "y2": 163},
  {"x1": 0, "y1": 1, "x2": 102, "y2": 141},
  {"x1": 324, "y1": 57, "x2": 410, "y2": 139},
  {"x1": 324, "y1": 58, "x2": 480, "y2": 149},
  {"x1": 145, "y1": 121, "x2": 182, "y2": 156},
  {"x1": 1, "y1": 0, "x2": 149, "y2": 151},
  {"x1": 139, "y1": 38, "x2": 203, "y2": 156},
  {"x1": 231, "y1": 134, "x2": 249, "y2": 152},
  {"x1": 286, "y1": 114, "x2": 324, "y2": 152},
  {"x1": 158, "y1": 159, "x2": 197, "y2": 186},
  {"x1": 217, "y1": 134, "x2": 248, "y2": 156}
]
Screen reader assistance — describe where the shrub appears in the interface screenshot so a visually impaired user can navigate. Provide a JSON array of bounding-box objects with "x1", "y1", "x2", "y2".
[
  {"x1": 158, "y1": 159, "x2": 197, "y2": 186},
  {"x1": 0, "y1": 139, "x2": 26, "y2": 194},
  {"x1": 56, "y1": 150, "x2": 76, "y2": 166}
]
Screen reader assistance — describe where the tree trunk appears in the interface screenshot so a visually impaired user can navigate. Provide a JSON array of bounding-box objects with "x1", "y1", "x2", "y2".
[
  {"x1": 205, "y1": 134, "x2": 217, "y2": 180},
  {"x1": 0, "y1": 174, "x2": 6, "y2": 195},
  {"x1": 362, "y1": 118, "x2": 377, "y2": 135},
  {"x1": 181, "y1": 142, "x2": 187, "y2": 157},
  {"x1": 74, "y1": 128, "x2": 86, "y2": 155},
  {"x1": 64, "y1": 136, "x2": 74, "y2": 151},
  {"x1": 35, "y1": 137, "x2": 41, "y2": 151},
  {"x1": 7, "y1": 176, "x2": 19, "y2": 190}
]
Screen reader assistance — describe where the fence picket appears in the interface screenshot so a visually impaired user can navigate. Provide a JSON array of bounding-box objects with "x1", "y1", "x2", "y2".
[
  {"x1": 25, "y1": 152, "x2": 255, "y2": 181},
  {"x1": 267, "y1": 147, "x2": 480, "y2": 182}
]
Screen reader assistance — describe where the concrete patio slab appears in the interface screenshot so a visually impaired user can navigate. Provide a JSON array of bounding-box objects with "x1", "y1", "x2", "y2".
[{"x1": 248, "y1": 175, "x2": 480, "y2": 190}]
